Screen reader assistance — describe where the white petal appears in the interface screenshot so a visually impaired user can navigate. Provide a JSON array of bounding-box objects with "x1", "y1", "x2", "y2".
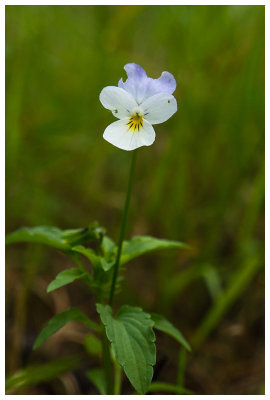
[
  {"x1": 139, "y1": 119, "x2": 156, "y2": 146},
  {"x1": 103, "y1": 118, "x2": 155, "y2": 151},
  {"x1": 141, "y1": 93, "x2": 177, "y2": 124},
  {"x1": 99, "y1": 86, "x2": 137, "y2": 118}
]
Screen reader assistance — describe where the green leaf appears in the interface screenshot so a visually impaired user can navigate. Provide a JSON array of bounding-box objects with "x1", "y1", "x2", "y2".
[
  {"x1": 86, "y1": 368, "x2": 106, "y2": 395},
  {"x1": 72, "y1": 245, "x2": 100, "y2": 267},
  {"x1": 61, "y1": 222, "x2": 105, "y2": 246},
  {"x1": 73, "y1": 245, "x2": 115, "y2": 272},
  {"x1": 47, "y1": 268, "x2": 90, "y2": 293},
  {"x1": 151, "y1": 313, "x2": 191, "y2": 352},
  {"x1": 5, "y1": 223, "x2": 105, "y2": 251},
  {"x1": 120, "y1": 236, "x2": 190, "y2": 265},
  {"x1": 5, "y1": 226, "x2": 69, "y2": 250},
  {"x1": 101, "y1": 236, "x2": 116, "y2": 255},
  {"x1": 33, "y1": 307, "x2": 100, "y2": 350},
  {"x1": 100, "y1": 257, "x2": 115, "y2": 271},
  {"x1": 5, "y1": 355, "x2": 84, "y2": 393},
  {"x1": 100, "y1": 236, "x2": 117, "y2": 271},
  {"x1": 97, "y1": 304, "x2": 156, "y2": 395}
]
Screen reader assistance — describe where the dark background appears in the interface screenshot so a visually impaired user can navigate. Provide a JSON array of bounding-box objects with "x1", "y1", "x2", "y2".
[{"x1": 6, "y1": 5, "x2": 264, "y2": 394}]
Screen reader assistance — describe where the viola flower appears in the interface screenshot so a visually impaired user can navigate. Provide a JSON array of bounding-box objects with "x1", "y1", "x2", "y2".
[{"x1": 99, "y1": 63, "x2": 177, "y2": 151}]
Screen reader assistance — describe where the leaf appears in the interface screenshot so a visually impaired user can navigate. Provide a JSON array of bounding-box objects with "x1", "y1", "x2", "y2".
[
  {"x1": 33, "y1": 307, "x2": 100, "y2": 350},
  {"x1": 86, "y1": 368, "x2": 106, "y2": 395},
  {"x1": 120, "y1": 236, "x2": 190, "y2": 265},
  {"x1": 5, "y1": 226, "x2": 69, "y2": 250},
  {"x1": 47, "y1": 268, "x2": 90, "y2": 293},
  {"x1": 5, "y1": 355, "x2": 84, "y2": 393},
  {"x1": 101, "y1": 236, "x2": 116, "y2": 255},
  {"x1": 72, "y1": 245, "x2": 100, "y2": 267},
  {"x1": 100, "y1": 258, "x2": 115, "y2": 272},
  {"x1": 5, "y1": 223, "x2": 105, "y2": 251},
  {"x1": 151, "y1": 313, "x2": 191, "y2": 352},
  {"x1": 61, "y1": 222, "x2": 105, "y2": 246},
  {"x1": 97, "y1": 304, "x2": 156, "y2": 394},
  {"x1": 100, "y1": 236, "x2": 117, "y2": 271},
  {"x1": 73, "y1": 245, "x2": 115, "y2": 272}
]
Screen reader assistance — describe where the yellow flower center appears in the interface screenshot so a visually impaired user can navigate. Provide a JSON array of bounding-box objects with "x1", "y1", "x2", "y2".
[{"x1": 127, "y1": 112, "x2": 143, "y2": 132}]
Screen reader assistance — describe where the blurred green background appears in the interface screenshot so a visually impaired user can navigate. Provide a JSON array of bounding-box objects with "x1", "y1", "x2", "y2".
[{"x1": 6, "y1": 5, "x2": 264, "y2": 395}]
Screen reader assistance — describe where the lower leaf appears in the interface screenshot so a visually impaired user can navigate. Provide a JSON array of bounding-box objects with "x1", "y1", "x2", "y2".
[
  {"x1": 47, "y1": 268, "x2": 90, "y2": 293},
  {"x1": 97, "y1": 304, "x2": 156, "y2": 395},
  {"x1": 151, "y1": 313, "x2": 191, "y2": 352},
  {"x1": 33, "y1": 307, "x2": 100, "y2": 350}
]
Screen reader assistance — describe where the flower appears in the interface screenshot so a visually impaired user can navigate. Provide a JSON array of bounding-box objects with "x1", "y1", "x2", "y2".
[{"x1": 99, "y1": 63, "x2": 177, "y2": 151}]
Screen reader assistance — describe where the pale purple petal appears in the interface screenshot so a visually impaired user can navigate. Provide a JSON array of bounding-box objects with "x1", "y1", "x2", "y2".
[
  {"x1": 118, "y1": 63, "x2": 177, "y2": 104},
  {"x1": 144, "y1": 71, "x2": 177, "y2": 99},
  {"x1": 124, "y1": 63, "x2": 147, "y2": 81},
  {"x1": 118, "y1": 63, "x2": 148, "y2": 104}
]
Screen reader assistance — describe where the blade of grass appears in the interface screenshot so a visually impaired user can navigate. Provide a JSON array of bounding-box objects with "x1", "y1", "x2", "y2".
[{"x1": 191, "y1": 257, "x2": 262, "y2": 350}]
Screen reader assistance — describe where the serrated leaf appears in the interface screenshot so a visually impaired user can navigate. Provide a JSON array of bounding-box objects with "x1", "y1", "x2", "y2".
[
  {"x1": 33, "y1": 307, "x2": 100, "y2": 350},
  {"x1": 97, "y1": 304, "x2": 156, "y2": 394},
  {"x1": 86, "y1": 368, "x2": 106, "y2": 395},
  {"x1": 151, "y1": 313, "x2": 191, "y2": 352},
  {"x1": 120, "y1": 236, "x2": 189, "y2": 265},
  {"x1": 47, "y1": 268, "x2": 90, "y2": 293}
]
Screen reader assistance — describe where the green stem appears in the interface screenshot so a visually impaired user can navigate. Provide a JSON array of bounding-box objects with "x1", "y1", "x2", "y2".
[
  {"x1": 109, "y1": 149, "x2": 137, "y2": 306},
  {"x1": 177, "y1": 348, "x2": 187, "y2": 387},
  {"x1": 101, "y1": 327, "x2": 114, "y2": 394},
  {"x1": 114, "y1": 362, "x2": 122, "y2": 395}
]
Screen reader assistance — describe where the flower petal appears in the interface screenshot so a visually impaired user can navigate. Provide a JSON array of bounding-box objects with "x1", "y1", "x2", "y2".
[
  {"x1": 141, "y1": 93, "x2": 177, "y2": 124},
  {"x1": 99, "y1": 86, "x2": 137, "y2": 118},
  {"x1": 118, "y1": 63, "x2": 148, "y2": 105},
  {"x1": 124, "y1": 63, "x2": 147, "y2": 81},
  {"x1": 118, "y1": 64, "x2": 177, "y2": 104},
  {"x1": 144, "y1": 71, "x2": 177, "y2": 99},
  {"x1": 103, "y1": 118, "x2": 155, "y2": 151}
]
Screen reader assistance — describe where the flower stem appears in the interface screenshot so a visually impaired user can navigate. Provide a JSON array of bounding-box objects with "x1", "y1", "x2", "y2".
[{"x1": 109, "y1": 149, "x2": 137, "y2": 307}]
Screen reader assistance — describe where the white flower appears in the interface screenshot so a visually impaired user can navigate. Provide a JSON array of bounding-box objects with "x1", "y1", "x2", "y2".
[{"x1": 99, "y1": 63, "x2": 177, "y2": 151}]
